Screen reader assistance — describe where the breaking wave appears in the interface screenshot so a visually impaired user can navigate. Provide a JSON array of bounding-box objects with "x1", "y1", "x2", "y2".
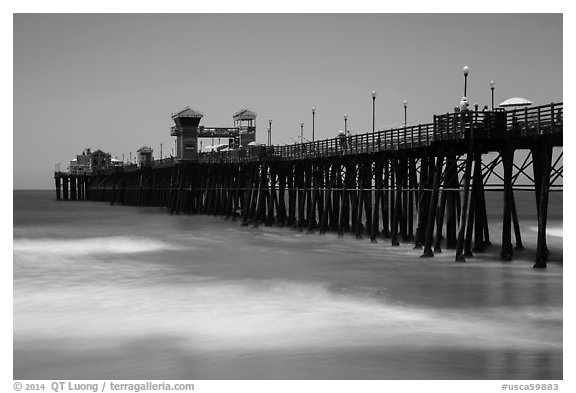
[
  {"x1": 13, "y1": 278, "x2": 562, "y2": 353},
  {"x1": 13, "y1": 236, "x2": 180, "y2": 256}
]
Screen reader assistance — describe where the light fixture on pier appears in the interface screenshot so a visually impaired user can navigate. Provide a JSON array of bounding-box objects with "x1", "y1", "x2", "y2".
[
  {"x1": 490, "y1": 80, "x2": 495, "y2": 110},
  {"x1": 268, "y1": 118, "x2": 272, "y2": 147},
  {"x1": 372, "y1": 91, "x2": 376, "y2": 133},
  {"x1": 403, "y1": 100, "x2": 408, "y2": 127},
  {"x1": 300, "y1": 122, "x2": 304, "y2": 142},
  {"x1": 311, "y1": 107, "x2": 316, "y2": 142},
  {"x1": 344, "y1": 114, "x2": 348, "y2": 136},
  {"x1": 463, "y1": 65, "x2": 470, "y2": 97}
]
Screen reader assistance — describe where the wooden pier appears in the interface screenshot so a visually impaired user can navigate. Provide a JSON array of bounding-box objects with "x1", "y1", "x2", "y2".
[{"x1": 54, "y1": 103, "x2": 563, "y2": 268}]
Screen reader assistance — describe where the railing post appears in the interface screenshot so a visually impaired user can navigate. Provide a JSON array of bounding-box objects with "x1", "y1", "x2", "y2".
[
  {"x1": 550, "y1": 102, "x2": 555, "y2": 134},
  {"x1": 366, "y1": 133, "x2": 369, "y2": 152},
  {"x1": 537, "y1": 106, "x2": 541, "y2": 135},
  {"x1": 418, "y1": 124, "x2": 422, "y2": 146},
  {"x1": 473, "y1": 110, "x2": 478, "y2": 138},
  {"x1": 384, "y1": 130, "x2": 388, "y2": 150},
  {"x1": 403, "y1": 125, "x2": 407, "y2": 149},
  {"x1": 524, "y1": 107, "x2": 529, "y2": 136}
]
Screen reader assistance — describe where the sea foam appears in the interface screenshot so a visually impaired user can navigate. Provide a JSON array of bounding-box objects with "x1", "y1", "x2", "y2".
[{"x1": 13, "y1": 236, "x2": 179, "y2": 256}]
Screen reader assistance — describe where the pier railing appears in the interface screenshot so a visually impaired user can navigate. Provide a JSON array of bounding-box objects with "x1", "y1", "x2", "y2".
[
  {"x1": 56, "y1": 102, "x2": 563, "y2": 170},
  {"x1": 505, "y1": 102, "x2": 562, "y2": 137},
  {"x1": 152, "y1": 157, "x2": 177, "y2": 168},
  {"x1": 198, "y1": 102, "x2": 561, "y2": 164},
  {"x1": 433, "y1": 110, "x2": 506, "y2": 139}
]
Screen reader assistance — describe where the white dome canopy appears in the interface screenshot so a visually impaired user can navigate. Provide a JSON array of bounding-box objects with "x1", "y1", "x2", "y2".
[{"x1": 499, "y1": 97, "x2": 533, "y2": 107}]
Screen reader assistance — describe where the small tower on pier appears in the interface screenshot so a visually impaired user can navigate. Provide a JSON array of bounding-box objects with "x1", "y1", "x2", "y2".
[
  {"x1": 137, "y1": 146, "x2": 153, "y2": 167},
  {"x1": 171, "y1": 107, "x2": 203, "y2": 161},
  {"x1": 233, "y1": 109, "x2": 257, "y2": 148}
]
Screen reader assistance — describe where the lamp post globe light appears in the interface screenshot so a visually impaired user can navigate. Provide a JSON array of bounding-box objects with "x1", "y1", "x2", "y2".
[
  {"x1": 490, "y1": 80, "x2": 495, "y2": 110},
  {"x1": 311, "y1": 107, "x2": 316, "y2": 142},
  {"x1": 463, "y1": 65, "x2": 470, "y2": 97},
  {"x1": 344, "y1": 114, "x2": 348, "y2": 136},
  {"x1": 403, "y1": 100, "x2": 407, "y2": 127},
  {"x1": 268, "y1": 118, "x2": 272, "y2": 147},
  {"x1": 371, "y1": 91, "x2": 376, "y2": 133},
  {"x1": 300, "y1": 122, "x2": 304, "y2": 142}
]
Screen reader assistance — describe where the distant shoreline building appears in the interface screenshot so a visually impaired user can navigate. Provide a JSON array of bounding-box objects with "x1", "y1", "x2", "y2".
[
  {"x1": 67, "y1": 148, "x2": 114, "y2": 174},
  {"x1": 68, "y1": 148, "x2": 91, "y2": 175},
  {"x1": 137, "y1": 146, "x2": 153, "y2": 167}
]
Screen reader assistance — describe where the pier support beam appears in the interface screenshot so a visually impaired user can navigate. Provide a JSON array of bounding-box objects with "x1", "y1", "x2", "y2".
[
  {"x1": 445, "y1": 155, "x2": 458, "y2": 249},
  {"x1": 55, "y1": 176, "x2": 62, "y2": 201},
  {"x1": 433, "y1": 187, "x2": 447, "y2": 253},
  {"x1": 62, "y1": 176, "x2": 69, "y2": 201},
  {"x1": 371, "y1": 160, "x2": 383, "y2": 242},
  {"x1": 500, "y1": 145, "x2": 514, "y2": 261},
  {"x1": 382, "y1": 159, "x2": 390, "y2": 238},
  {"x1": 422, "y1": 152, "x2": 444, "y2": 257},
  {"x1": 455, "y1": 151, "x2": 474, "y2": 262},
  {"x1": 408, "y1": 157, "x2": 416, "y2": 240},
  {"x1": 534, "y1": 139, "x2": 553, "y2": 268},
  {"x1": 319, "y1": 164, "x2": 330, "y2": 234},
  {"x1": 414, "y1": 155, "x2": 429, "y2": 249},
  {"x1": 330, "y1": 164, "x2": 341, "y2": 231},
  {"x1": 510, "y1": 191, "x2": 524, "y2": 250},
  {"x1": 70, "y1": 176, "x2": 77, "y2": 201},
  {"x1": 391, "y1": 158, "x2": 401, "y2": 246},
  {"x1": 472, "y1": 152, "x2": 487, "y2": 252}
]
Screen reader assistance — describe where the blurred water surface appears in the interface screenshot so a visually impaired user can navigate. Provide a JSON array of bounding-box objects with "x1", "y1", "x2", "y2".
[{"x1": 13, "y1": 190, "x2": 562, "y2": 379}]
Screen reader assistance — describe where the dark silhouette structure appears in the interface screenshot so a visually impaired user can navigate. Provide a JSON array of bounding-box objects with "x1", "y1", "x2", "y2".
[{"x1": 54, "y1": 103, "x2": 563, "y2": 268}]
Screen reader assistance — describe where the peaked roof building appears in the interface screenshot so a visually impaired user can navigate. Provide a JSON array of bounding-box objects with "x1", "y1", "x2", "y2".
[
  {"x1": 233, "y1": 109, "x2": 257, "y2": 121},
  {"x1": 172, "y1": 106, "x2": 204, "y2": 119}
]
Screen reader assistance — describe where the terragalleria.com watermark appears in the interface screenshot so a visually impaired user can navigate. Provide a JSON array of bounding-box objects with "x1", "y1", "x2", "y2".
[{"x1": 13, "y1": 381, "x2": 194, "y2": 392}]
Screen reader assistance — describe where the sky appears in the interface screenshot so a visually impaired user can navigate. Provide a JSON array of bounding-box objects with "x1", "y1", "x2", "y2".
[{"x1": 13, "y1": 13, "x2": 562, "y2": 189}]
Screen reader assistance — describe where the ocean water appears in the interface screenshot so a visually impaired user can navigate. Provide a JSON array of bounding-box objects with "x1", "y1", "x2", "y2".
[{"x1": 13, "y1": 190, "x2": 562, "y2": 380}]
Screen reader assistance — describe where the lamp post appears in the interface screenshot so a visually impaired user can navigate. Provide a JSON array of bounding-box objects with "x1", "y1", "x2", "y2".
[
  {"x1": 403, "y1": 100, "x2": 407, "y2": 127},
  {"x1": 490, "y1": 80, "x2": 495, "y2": 110},
  {"x1": 300, "y1": 122, "x2": 304, "y2": 142},
  {"x1": 268, "y1": 118, "x2": 272, "y2": 146},
  {"x1": 372, "y1": 91, "x2": 376, "y2": 133},
  {"x1": 160, "y1": 143, "x2": 163, "y2": 160},
  {"x1": 344, "y1": 114, "x2": 348, "y2": 136},
  {"x1": 463, "y1": 65, "x2": 470, "y2": 97},
  {"x1": 311, "y1": 107, "x2": 316, "y2": 142}
]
